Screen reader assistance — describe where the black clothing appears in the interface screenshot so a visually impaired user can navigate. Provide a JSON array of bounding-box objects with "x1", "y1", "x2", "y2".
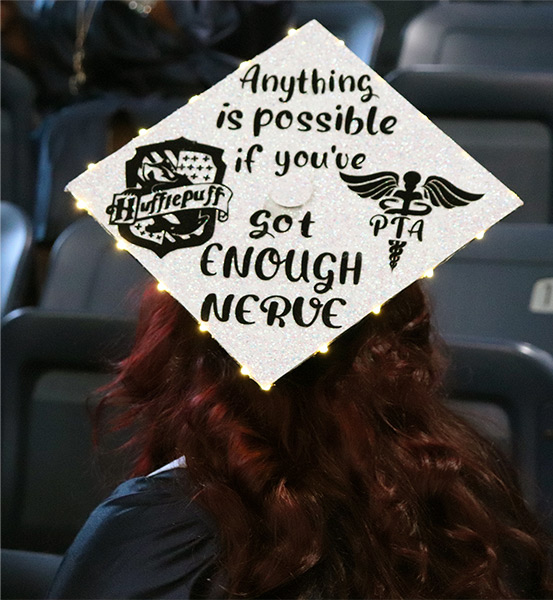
[
  {"x1": 47, "y1": 465, "x2": 546, "y2": 598},
  {"x1": 48, "y1": 468, "x2": 225, "y2": 599},
  {"x1": 7, "y1": 1, "x2": 293, "y2": 112}
]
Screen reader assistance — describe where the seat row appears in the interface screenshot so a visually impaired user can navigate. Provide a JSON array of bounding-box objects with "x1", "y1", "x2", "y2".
[
  {"x1": 4, "y1": 209, "x2": 552, "y2": 354},
  {"x1": 2, "y1": 210, "x2": 553, "y2": 551},
  {"x1": 2, "y1": 0, "x2": 553, "y2": 573},
  {"x1": 5, "y1": 329, "x2": 549, "y2": 592}
]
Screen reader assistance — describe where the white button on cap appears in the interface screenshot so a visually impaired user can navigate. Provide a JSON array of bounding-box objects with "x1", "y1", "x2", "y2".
[{"x1": 270, "y1": 172, "x2": 313, "y2": 208}]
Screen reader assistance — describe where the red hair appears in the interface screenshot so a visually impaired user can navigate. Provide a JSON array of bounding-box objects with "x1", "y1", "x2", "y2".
[{"x1": 98, "y1": 282, "x2": 552, "y2": 598}]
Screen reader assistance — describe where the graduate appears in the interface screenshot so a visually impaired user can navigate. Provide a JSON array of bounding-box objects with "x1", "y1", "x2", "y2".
[{"x1": 50, "y1": 22, "x2": 552, "y2": 598}]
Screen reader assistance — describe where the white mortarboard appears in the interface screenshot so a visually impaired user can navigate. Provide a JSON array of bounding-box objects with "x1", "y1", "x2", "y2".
[{"x1": 67, "y1": 21, "x2": 521, "y2": 390}]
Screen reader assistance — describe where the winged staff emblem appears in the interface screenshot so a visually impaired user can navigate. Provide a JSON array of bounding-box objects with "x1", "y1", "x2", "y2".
[{"x1": 340, "y1": 170, "x2": 484, "y2": 269}]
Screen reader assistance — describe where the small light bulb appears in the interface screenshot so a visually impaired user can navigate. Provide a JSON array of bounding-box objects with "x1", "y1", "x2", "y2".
[
  {"x1": 318, "y1": 344, "x2": 329, "y2": 354},
  {"x1": 239, "y1": 60, "x2": 251, "y2": 70},
  {"x1": 87, "y1": 163, "x2": 96, "y2": 170},
  {"x1": 259, "y1": 382, "x2": 273, "y2": 391},
  {"x1": 240, "y1": 365, "x2": 251, "y2": 376},
  {"x1": 337, "y1": 39, "x2": 345, "y2": 45},
  {"x1": 188, "y1": 95, "x2": 200, "y2": 103},
  {"x1": 475, "y1": 231, "x2": 485, "y2": 240},
  {"x1": 287, "y1": 28, "x2": 297, "y2": 36},
  {"x1": 75, "y1": 199, "x2": 88, "y2": 211},
  {"x1": 138, "y1": 128, "x2": 148, "y2": 136},
  {"x1": 115, "y1": 240, "x2": 129, "y2": 251},
  {"x1": 157, "y1": 282, "x2": 167, "y2": 292},
  {"x1": 424, "y1": 268, "x2": 434, "y2": 278},
  {"x1": 198, "y1": 321, "x2": 209, "y2": 332},
  {"x1": 372, "y1": 305, "x2": 381, "y2": 315}
]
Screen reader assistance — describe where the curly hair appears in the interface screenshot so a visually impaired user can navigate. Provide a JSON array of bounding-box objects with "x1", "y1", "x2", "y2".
[{"x1": 97, "y1": 281, "x2": 552, "y2": 598}]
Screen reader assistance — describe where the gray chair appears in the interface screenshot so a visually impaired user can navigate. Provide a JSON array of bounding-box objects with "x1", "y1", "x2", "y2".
[
  {"x1": 1, "y1": 309, "x2": 137, "y2": 553},
  {"x1": 1, "y1": 62, "x2": 37, "y2": 216},
  {"x1": 387, "y1": 68, "x2": 553, "y2": 223},
  {"x1": 1, "y1": 549, "x2": 63, "y2": 599},
  {"x1": 423, "y1": 224, "x2": 553, "y2": 358},
  {"x1": 1, "y1": 202, "x2": 33, "y2": 317},
  {"x1": 33, "y1": 94, "x2": 184, "y2": 243},
  {"x1": 293, "y1": 1, "x2": 384, "y2": 65},
  {"x1": 40, "y1": 217, "x2": 154, "y2": 317},
  {"x1": 444, "y1": 336, "x2": 553, "y2": 531},
  {"x1": 3, "y1": 310, "x2": 552, "y2": 552},
  {"x1": 398, "y1": 2, "x2": 553, "y2": 71}
]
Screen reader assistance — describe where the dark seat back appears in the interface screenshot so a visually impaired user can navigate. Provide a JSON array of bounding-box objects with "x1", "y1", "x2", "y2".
[
  {"x1": 398, "y1": 2, "x2": 553, "y2": 71},
  {"x1": 424, "y1": 224, "x2": 553, "y2": 357},
  {"x1": 293, "y1": 1, "x2": 384, "y2": 64},
  {"x1": 387, "y1": 68, "x2": 553, "y2": 223},
  {"x1": 1, "y1": 309, "x2": 137, "y2": 552},
  {"x1": 3, "y1": 310, "x2": 552, "y2": 550},
  {"x1": 445, "y1": 336, "x2": 553, "y2": 530},
  {"x1": 33, "y1": 94, "x2": 184, "y2": 243},
  {"x1": 40, "y1": 217, "x2": 153, "y2": 317},
  {"x1": 1, "y1": 61, "x2": 37, "y2": 216},
  {"x1": 1, "y1": 549, "x2": 63, "y2": 599},
  {"x1": 1, "y1": 202, "x2": 33, "y2": 317},
  {"x1": 446, "y1": 336, "x2": 553, "y2": 531}
]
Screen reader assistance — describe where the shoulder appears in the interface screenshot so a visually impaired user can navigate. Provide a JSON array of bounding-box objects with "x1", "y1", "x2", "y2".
[{"x1": 48, "y1": 469, "x2": 223, "y2": 599}]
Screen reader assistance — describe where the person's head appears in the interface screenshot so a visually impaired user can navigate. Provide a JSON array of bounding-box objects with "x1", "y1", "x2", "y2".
[{"x1": 100, "y1": 280, "x2": 551, "y2": 598}]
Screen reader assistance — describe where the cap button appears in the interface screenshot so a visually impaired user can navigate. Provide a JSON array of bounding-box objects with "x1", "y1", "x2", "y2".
[{"x1": 270, "y1": 172, "x2": 313, "y2": 208}]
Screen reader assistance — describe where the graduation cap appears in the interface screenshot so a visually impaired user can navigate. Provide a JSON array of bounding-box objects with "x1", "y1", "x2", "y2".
[{"x1": 67, "y1": 21, "x2": 521, "y2": 390}]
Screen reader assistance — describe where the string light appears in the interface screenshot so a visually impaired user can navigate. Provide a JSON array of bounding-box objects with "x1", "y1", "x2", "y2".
[
  {"x1": 157, "y1": 282, "x2": 168, "y2": 292},
  {"x1": 287, "y1": 28, "x2": 297, "y2": 36},
  {"x1": 240, "y1": 365, "x2": 251, "y2": 376},
  {"x1": 259, "y1": 382, "x2": 273, "y2": 391},
  {"x1": 188, "y1": 95, "x2": 200, "y2": 103},
  {"x1": 372, "y1": 305, "x2": 381, "y2": 315},
  {"x1": 75, "y1": 199, "x2": 88, "y2": 211},
  {"x1": 475, "y1": 230, "x2": 485, "y2": 240},
  {"x1": 115, "y1": 240, "x2": 129, "y2": 251},
  {"x1": 424, "y1": 268, "x2": 434, "y2": 278},
  {"x1": 87, "y1": 163, "x2": 96, "y2": 170},
  {"x1": 318, "y1": 343, "x2": 329, "y2": 354},
  {"x1": 138, "y1": 128, "x2": 148, "y2": 136},
  {"x1": 337, "y1": 39, "x2": 345, "y2": 45},
  {"x1": 239, "y1": 60, "x2": 251, "y2": 69},
  {"x1": 198, "y1": 321, "x2": 209, "y2": 332}
]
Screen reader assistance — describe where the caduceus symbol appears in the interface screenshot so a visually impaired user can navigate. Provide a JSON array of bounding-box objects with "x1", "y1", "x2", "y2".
[{"x1": 340, "y1": 170, "x2": 484, "y2": 269}]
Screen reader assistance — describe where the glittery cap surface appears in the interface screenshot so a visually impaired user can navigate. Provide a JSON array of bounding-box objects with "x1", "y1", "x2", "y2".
[{"x1": 66, "y1": 21, "x2": 522, "y2": 387}]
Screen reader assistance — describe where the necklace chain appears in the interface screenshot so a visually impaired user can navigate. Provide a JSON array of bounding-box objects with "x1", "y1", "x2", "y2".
[{"x1": 69, "y1": 0, "x2": 98, "y2": 96}]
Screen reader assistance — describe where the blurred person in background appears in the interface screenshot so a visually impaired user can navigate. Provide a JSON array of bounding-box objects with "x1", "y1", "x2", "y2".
[{"x1": 1, "y1": 0, "x2": 293, "y2": 113}]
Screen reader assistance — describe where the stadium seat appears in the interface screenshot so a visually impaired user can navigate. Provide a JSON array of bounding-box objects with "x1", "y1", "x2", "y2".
[
  {"x1": 2, "y1": 107, "x2": 14, "y2": 199},
  {"x1": 398, "y1": 2, "x2": 553, "y2": 71},
  {"x1": 424, "y1": 224, "x2": 553, "y2": 358},
  {"x1": 1, "y1": 61, "x2": 37, "y2": 216},
  {"x1": 1, "y1": 549, "x2": 62, "y2": 599},
  {"x1": 1, "y1": 309, "x2": 137, "y2": 552},
  {"x1": 387, "y1": 68, "x2": 553, "y2": 223},
  {"x1": 293, "y1": 1, "x2": 384, "y2": 65},
  {"x1": 33, "y1": 94, "x2": 184, "y2": 243},
  {"x1": 1, "y1": 202, "x2": 33, "y2": 317},
  {"x1": 3, "y1": 307, "x2": 552, "y2": 552},
  {"x1": 445, "y1": 336, "x2": 553, "y2": 531},
  {"x1": 40, "y1": 217, "x2": 153, "y2": 317}
]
